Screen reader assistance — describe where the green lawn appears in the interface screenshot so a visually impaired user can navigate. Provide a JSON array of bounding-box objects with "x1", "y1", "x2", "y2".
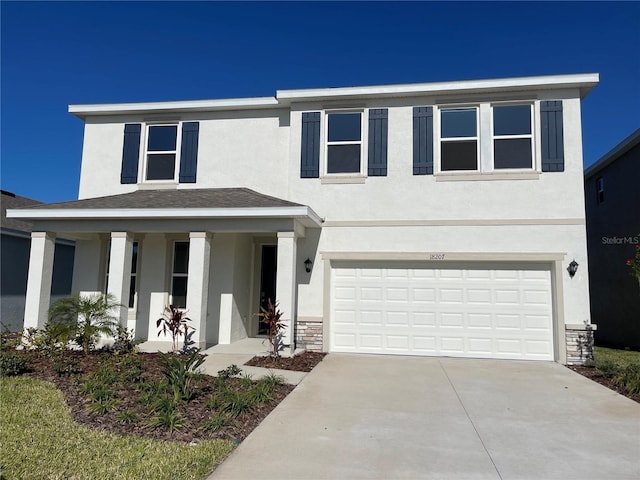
[
  {"x1": 0, "y1": 377, "x2": 234, "y2": 480},
  {"x1": 594, "y1": 346, "x2": 640, "y2": 367}
]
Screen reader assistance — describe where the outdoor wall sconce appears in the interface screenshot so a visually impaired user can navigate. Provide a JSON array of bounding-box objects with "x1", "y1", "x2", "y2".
[
  {"x1": 304, "y1": 258, "x2": 313, "y2": 273},
  {"x1": 567, "y1": 260, "x2": 579, "y2": 278}
]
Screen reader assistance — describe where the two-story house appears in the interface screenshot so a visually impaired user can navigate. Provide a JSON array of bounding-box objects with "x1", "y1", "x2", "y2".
[{"x1": 9, "y1": 73, "x2": 599, "y2": 364}]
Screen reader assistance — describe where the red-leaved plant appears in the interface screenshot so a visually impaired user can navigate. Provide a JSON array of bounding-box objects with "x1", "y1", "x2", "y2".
[
  {"x1": 257, "y1": 299, "x2": 285, "y2": 358},
  {"x1": 157, "y1": 305, "x2": 193, "y2": 353},
  {"x1": 626, "y1": 243, "x2": 640, "y2": 288}
]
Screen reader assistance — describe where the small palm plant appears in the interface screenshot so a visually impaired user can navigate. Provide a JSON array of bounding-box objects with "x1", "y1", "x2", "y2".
[
  {"x1": 157, "y1": 305, "x2": 194, "y2": 353},
  {"x1": 48, "y1": 293, "x2": 121, "y2": 355},
  {"x1": 256, "y1": 299, "x2": 285, "y2": 358}
]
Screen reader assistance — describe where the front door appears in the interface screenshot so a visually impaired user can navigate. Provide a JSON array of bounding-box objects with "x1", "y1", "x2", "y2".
[{"x1": 258, "y1": 245, "x2": 277, "y2": 335}]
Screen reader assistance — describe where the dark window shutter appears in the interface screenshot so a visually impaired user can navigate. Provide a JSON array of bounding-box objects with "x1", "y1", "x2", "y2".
[
  {"x1": 179, "y1": 122, "x2": 200, "y2": 183},
  {"x1": 121, "y1": 124, "x2": 141, "y2": 184},
  {"x1": 413, "y1": 107, "x2": 433, "y2": 175},
  {"x1": 541, "y1": 101, "x2": 564, "y2": 172},
  {"x1": 368, "y1": 109, "x2": 388, "y2": 176},
  {"x1": 301, "y1": 112, "x2": 320, "y2": 178}
]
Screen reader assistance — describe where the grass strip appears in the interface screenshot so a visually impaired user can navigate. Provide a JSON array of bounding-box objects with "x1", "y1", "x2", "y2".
[
  {"x1": 594, "y1": 346, "x2": 640, "y2": 367},
  {"x1": 0, "y1": 377, "x2": 234, "y2": 480}
]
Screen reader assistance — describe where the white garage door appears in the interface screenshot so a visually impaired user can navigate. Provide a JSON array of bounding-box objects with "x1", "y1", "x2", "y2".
[{"x1": 330, "y1": 263, "x2": 554, "y2": 361}]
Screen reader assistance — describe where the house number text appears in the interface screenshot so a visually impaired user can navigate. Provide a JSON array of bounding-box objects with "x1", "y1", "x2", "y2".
[{"x1": 429, "y1": 253, "x2": 445, "y2": 260}]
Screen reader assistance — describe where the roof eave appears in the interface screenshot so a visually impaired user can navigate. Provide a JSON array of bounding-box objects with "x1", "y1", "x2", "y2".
[
  {"x1": 584, "y1": 128, "x2": 640, "y2": 178},
  {"x1": 277, "y1": 73, "x2": 600, "y2": 102},
  {"x1": 69, "y1": 96, "x2": 281, "y2": 119},
  {"x1": 7, "y1": 206, "x2": 324, "y2": 228}
]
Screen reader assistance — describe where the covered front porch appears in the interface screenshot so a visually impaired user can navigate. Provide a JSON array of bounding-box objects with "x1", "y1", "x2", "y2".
[{"x1": 8, "y1": 188, "x2": 323, "y2": 351}]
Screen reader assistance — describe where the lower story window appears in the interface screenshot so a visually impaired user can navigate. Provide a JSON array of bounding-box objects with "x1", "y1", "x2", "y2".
[{"x1": 171, "y1": 241, "x2": 189, "y2": 308}]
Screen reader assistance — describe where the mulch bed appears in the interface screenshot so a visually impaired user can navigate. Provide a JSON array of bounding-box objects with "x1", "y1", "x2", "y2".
[
  {"x1": 569, "y1": 365, "x2": 640, "y2": 403},
  {"x1": 245, "y1": 351, "x2": 327, "y2": 372},
  {"x1": 8, "y1": 350, "x2": 295, "y2": 443}
]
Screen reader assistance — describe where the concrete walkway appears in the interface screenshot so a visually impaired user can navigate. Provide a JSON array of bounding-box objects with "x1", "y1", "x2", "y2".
[
  {"x1": 139, "y1": 337, "x2": 309, "y2": 385},
  {"x1": 200, "y1": 338, "x2": 309, "y2": 385},
  {"x1": 209, "y1": 354, "x2": 640, "y2": 480}
]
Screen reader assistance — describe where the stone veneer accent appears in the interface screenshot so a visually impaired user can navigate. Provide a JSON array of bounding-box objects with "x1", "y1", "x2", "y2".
[
  {"x1": 565, "y1": 324, "x2": 597, "y2": 365},
  {"x1": 295, "y1": 319, "x2": 323, "y2": 351}
]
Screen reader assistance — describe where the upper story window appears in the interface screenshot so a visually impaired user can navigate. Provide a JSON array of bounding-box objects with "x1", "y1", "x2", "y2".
[
  {"x1": 326, "y1": 112, "x2": 363, "y2": 174},
  {"x1": 300, "y1": 109, "x2": 388, "y2": 180},
  {"x1": 493, "y1": 105, "x2": 533, "y2": 169},
  {"x1": 436, "y1": 102, "x2": 535, "y2": 174},
  {"x1": 145, "y1": 125, "x2": 179, "y2": 181},
  {"x1": 440, "y1": 108, "x2": 478, "y2": 171},
  {"x1": 121, "y1": 122, "x2": 199, "y2": 185}
]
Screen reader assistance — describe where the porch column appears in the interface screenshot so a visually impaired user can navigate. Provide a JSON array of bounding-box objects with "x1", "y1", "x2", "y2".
[
  {"x1": 139, "y1": 234, "x2": 169, "y2": 342},
  {"x1": 107, "y1": 232, "x2": 133, "y2": 326},
  {"x1": 186, "y1": 232, "x2": 212, "y2": 350},
  {"x1": 24, "y1": 232, "x2": 56, "y2": 330},
  {"x1": 276, "y1": 232, "x2": 297, "y2": 349}
]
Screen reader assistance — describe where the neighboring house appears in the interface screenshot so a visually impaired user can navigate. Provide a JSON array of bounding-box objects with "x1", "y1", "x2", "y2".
[
  {"x1": 1, "y1": 190, "x2": 75, "y2": 331},
  {"x1": 8, "y1": 73, "x2": 599, "y2": 364},
  {"x1": 584, "y1": 129, "x2": 640, "y2": 349}
]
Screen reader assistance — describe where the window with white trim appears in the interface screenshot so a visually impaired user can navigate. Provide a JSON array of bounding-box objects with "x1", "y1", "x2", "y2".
[
  {"x1": 145, "y1": 124, "x2": 180, "y2": 181},
  {"x1": 437, "y1": 102, "x2": 535, "y2": 173},
  {"x1": 326, "y1": 111, "x2": 363, "y2": 174},
  {"x1": 440, "y1": 107, "x2": 478, "y2": 171},
  {"x1": 493, "y1": 104, "x2": 533, "y2": 169},
  {"x1": 171, "y1": 241, "x2": 189, "y2": 308}
]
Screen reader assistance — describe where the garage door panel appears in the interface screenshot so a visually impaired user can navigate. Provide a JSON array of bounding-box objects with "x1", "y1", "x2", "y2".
[
  {"x1": 468, "y1": 337, "x2": 494, "y2": 354},
  {"x1": 330, "y1": 264, "x2": 554, "y2": 361},
  {"x1": 440, "y1": 289, "x2": 464, "y2": 303},
  {"x1": 413, "y1": 312, "x2": 436, "y2": 326}
]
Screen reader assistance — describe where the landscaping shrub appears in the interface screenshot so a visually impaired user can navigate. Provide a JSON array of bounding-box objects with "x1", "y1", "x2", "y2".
[
  {"x1": 0, "y1": 353, "x2": 28, "y2": 376},
  {"x1": 202, "y1": 413, "x2": 228, "y2": 433},
  {"x1": 52, "y1": 356, "x2": 82, "y2": 377},
  {"x1": 256, "y1": 299, "x2": 285, "y2": 358},
  {"x1": 0, "y1": 328, "x2": 21, "y2": 350},
  {"x1": 22, "y1": 325, "x2": 71, "y2": 356},
  {"x1": 116, "y1": 410, "x2": 138, "y2": 424},
  {"x1": 160, "y1": 350, "x2": 206, "y2": 402},
  {"x1": 217, "y1": 364, "x2": 241, "y2": 380},
  {"x1": 613, "y1": 364, "x2": 640, "y2": 396},
  {"x1": 108, "y1": 324, "x2": 140, "y2": 354},
  {"x1": 48, "y1": 293, "x2": 120, "y2": 355},
  {"x1": 156, "y1": 305, "x2": 194, "y2": 353}
]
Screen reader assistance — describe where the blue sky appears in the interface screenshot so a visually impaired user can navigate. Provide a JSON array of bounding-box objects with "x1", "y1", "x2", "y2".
[{"x1": 1, "y1": 1, "x2": 638, "y2": 202}]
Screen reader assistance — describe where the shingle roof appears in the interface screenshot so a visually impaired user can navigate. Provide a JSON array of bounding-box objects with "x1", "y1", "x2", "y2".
[
  {"x1": 15, "y1": 188, "x2": 303, "y2": 211},
  {"x1": 1, "y1": 190, "x2": 41, "y2": 232}
]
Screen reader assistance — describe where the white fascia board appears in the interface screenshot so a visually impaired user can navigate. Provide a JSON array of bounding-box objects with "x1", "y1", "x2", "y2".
[
  {"x1": 277, "y1": 73, "x2": 600, "y2": 102},
  {"x1": 69, "y1": 96, "x2": 280, "y2": 118},
  {"x1": 7, "y1": 206, "x2": 324, "y2": 227}
]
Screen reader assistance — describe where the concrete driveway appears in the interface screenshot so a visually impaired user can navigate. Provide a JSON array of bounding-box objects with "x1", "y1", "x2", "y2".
[{"x1": 210, "y1": 354, "x2": 640, "y2": 480}]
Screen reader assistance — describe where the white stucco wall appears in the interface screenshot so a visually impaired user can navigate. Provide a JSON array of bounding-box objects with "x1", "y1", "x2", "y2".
[
  {"x1": 69, "y1": 80, "x2": 592, "y2": 351},
  {"x1": 77, "y1": 110, "x2": 290, "y2": 200}
]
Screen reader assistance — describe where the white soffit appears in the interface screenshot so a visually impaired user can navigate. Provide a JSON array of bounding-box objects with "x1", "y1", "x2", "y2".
[
  {"x1": 69, "y1": 74, "x2": 599, "y2": 118},
  {"x1": 277, "y1": 73, "x2": 600, "y2": 102},
  {"x1": 69, "y1": 96, "x2": 280, "y2": 118},
  {"x1": 7, "y1": 207, "x2": 324, "y2": 228}
]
